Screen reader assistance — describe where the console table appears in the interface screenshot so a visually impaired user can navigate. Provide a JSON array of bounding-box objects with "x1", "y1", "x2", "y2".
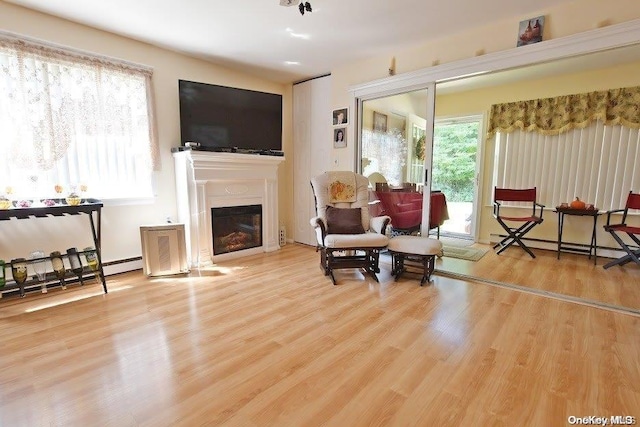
[
  {"x1": 554, "y1": 207, "x2": 602, "y2": 265},
  {"x1": 0, "y1": 200, "x2": 107, "y2": 297}
]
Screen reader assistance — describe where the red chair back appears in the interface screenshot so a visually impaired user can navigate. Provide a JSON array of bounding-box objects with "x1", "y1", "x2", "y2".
[
  {"x1": 494, "y1": 187, "x2": 537, "y2": 203},
  {"x1": 626, "y1": 192, "x2": 640, "y2": 210}
]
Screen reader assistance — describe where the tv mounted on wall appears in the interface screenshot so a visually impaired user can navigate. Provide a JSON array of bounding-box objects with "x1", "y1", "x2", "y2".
[{"x1": 178, "y1": 80, "x2": 283, "y2": 154}]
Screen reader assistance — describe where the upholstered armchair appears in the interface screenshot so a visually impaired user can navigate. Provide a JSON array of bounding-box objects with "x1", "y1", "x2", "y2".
[
  {"x1": 369, "y1": 190, "x2": 449, "y2": 237},
  {"x1": 310, "y1": 171, "x2": 391, "y2": 285}
]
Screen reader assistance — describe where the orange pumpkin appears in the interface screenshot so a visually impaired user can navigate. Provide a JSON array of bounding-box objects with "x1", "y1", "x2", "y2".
[{"x1": 570, "y1": 197, "x2": 586, "y2": 209}]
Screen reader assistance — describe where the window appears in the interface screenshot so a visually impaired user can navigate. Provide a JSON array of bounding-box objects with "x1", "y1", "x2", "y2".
[
  {"x1": 493, "y1": 121, "x2": 640, "y2": 211},
  {"x1": 0, "y1": 32, "x2": 157, "y2": 201},
  {"x1": 361, "y1": 128, "x2": 407, "y2": 186}
]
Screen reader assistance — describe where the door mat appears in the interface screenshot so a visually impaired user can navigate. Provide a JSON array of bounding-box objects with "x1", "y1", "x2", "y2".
[
  {"x1": 439, "y1": 236, "x2": 474, "y2": 247},
  {"x1": 442, "y1": 245, "x2": 488, "y2": 261}
]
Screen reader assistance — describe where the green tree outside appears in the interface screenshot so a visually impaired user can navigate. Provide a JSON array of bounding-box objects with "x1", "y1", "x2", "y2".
[{"x1": 432, "y1": 122, "x2": 478, "y2": 202}]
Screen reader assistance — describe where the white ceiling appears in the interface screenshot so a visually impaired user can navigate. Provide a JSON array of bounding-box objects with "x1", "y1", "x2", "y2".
[{"x1": 6, "y1": 0, "x2": 574, "y2": 83}]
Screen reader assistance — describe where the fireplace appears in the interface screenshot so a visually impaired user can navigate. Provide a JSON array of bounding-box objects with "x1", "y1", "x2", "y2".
[
  {"x1": 173, "y1": 150, "x2": 285, "y2": 266},
  {"x1": 211, "y1": 205, "x2": 262, "y2": 255}
]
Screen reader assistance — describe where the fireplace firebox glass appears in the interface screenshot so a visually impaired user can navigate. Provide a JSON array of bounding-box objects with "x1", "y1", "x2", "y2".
[{"x1": 211, "y1": 205, "x2": 262, "y2": 255}]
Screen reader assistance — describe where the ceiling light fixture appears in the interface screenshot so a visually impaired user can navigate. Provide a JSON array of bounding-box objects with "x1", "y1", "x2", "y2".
[
  {"x1": 280, "y1": 0, "x2": 312, "y2": 16},
  {"x1": 298, "y1": 1, "x2": 312, "y2": 15}
]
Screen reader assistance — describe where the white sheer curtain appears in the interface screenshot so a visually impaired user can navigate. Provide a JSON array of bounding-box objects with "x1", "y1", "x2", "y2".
[
  {"x1": 361, "y1": 128, "x2": 407, "y2": 185},
  {"x1": 0, "y1": 32, "x2": 157, "y2": 200},
  {"x1": 493, "y1": 120, "x2": 640, "y2": 211}
]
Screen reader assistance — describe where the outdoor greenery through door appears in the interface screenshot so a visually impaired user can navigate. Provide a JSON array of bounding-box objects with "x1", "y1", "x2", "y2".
[{"x1": 432, "y1": 116, "x2": 481, "y2": 237}]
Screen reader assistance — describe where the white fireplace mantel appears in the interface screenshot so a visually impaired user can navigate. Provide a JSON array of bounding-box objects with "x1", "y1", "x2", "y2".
[{"x1": 173, "y1": 150, "x2": 285, "y2": 266}]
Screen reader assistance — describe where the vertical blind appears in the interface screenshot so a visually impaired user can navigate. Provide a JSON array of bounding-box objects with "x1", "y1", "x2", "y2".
[{"x1": 493, "y1": 121, "x2": 640, "y2": 211}]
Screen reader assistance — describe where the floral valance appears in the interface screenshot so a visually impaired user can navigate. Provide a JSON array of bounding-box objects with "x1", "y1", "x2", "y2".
[{"x1": 487, "y1": 86, "x2": 640, "y2": 138}]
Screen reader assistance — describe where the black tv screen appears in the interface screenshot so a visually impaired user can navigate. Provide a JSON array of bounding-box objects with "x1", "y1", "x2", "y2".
[{"x1": 178, "y1": 80, "x2": 283, "y2": 152}]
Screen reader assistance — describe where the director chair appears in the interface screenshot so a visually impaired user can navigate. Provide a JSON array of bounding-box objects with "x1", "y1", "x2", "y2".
[
  {"x1": 493, "y1": 187, "x2": 545, "y2": 258},
  {"x1": 603, "y1": 191, "x2": 640, "y2": 269}
]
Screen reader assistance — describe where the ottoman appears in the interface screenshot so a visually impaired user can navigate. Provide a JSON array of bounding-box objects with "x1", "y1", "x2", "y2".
[{"x1": 387, "y1": 236, "x2": 443, "y2": 285}]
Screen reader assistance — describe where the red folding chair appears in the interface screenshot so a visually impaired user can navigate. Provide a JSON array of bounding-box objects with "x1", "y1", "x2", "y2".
[
  {"x1": 493, "y1": 187, "x2": 545, "y2": 258},
  {"x1": 603, "y1": 191, "x2": 640, "y2": 269}
]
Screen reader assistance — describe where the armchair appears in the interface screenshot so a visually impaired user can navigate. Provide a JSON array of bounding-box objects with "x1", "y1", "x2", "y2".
[
  {"x1": 370, "y1": 190, "x2": 422, "y2": 233},
  {"x1": 310, "y1": 171, "x2": 391, "y2": 285},
  {"x1": 369, "y1": 190, "x2": 449, "y2": 237}
]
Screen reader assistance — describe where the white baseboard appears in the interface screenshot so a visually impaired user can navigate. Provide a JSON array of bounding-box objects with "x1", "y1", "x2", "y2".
[{"x1": 104, "y1": 258, "x2": 143, "y2": 276}]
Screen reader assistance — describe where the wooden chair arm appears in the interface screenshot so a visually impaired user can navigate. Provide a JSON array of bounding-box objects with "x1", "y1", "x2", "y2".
[{"x1": 605, "y1": 208, "x2": 626, "y2": 226}]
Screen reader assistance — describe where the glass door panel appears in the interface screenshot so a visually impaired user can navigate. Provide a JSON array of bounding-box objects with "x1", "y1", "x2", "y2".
[{"x1": 358, "y1": 84, "x2": 436, "y2": 236}]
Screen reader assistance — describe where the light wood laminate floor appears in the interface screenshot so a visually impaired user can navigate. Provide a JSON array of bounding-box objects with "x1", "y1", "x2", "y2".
[
  {"x1": 0, "y1": 243, "x2": 638, "y2": 426},
  {"x1": 433, "y1": 242, "x2": 640, "y2": 312}
]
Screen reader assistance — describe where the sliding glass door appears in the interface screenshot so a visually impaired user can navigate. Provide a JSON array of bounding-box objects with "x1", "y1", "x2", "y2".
[{"x1": 356, "y1": 83, "x2": 436, "y2": 237}]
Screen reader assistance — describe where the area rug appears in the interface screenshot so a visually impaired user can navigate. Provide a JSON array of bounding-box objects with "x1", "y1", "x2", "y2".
[
  {"x1": 438, "y1": 236, "x2": 474, "y2": 247},
  {"x1": 441, "y1": 245, "x2": 488, "y2": 261}
]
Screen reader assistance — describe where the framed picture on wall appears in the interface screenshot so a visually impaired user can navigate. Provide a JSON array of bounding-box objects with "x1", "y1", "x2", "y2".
[
  {"x1": 332, "y1": 108, "x2": 348, "y2": 125},
  {"x1": 373, "y1": 111, "x2": 387, "y2": 132},
  {"x1": 517, "y1": 16, "x2": 544, "y2": 47},
  {"x1": 334, "y1": 127, "x2": 347, "y2": 148}
]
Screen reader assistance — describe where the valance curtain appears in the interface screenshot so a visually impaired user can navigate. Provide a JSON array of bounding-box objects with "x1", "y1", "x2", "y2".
[
  {"x1": 0, "y1": 32, "x2": 159, "y2": 172},
  {"x1": 487, "y1": 86, "x2": 640, "y2": 138}
]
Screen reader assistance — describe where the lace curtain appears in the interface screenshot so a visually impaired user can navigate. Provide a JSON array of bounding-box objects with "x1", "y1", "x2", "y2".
[
  {"x1": 361, "y1": 128, "x2": 407, "y2": 185},
  {"x1": 0, "y1": 32, "x2": 158, "y2": 198},
  {"x1": 487, "y1": 86, "x2": 640, "y2": 138}
]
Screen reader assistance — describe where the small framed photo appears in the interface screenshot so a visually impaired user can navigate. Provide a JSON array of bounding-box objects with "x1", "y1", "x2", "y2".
[
  {"x1": 332, "y1": 108, "x2": 348, "y2": 125},
  {"x1": 517, "y1": 16, "x2": 544, "y2": 47},
  {"x1": 373, "y1": 111, "x2": 387, "y2": 132},
  {"x1": 334, "y1": 127, "x2": 347, "y2": 148}
]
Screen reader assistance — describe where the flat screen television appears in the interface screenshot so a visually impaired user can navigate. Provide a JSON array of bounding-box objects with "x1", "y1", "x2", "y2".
[{"x1": 178, "y1": 79, "x2": 283, "y2": 153}]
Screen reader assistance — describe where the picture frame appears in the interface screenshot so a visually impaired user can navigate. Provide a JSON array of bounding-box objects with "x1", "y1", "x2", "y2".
[
  {"x1": 517, "y1": 16, "x2": 544, "y2": 47},
  {"x1": 332, "y1": 108, "x2": 348, "y2": 125},
  {"x1": 373, "y1": 111, "x2": 387, "y2": 132},
  {"x1": 333, "y1": 127, "x2": 347, "y2": 148}
]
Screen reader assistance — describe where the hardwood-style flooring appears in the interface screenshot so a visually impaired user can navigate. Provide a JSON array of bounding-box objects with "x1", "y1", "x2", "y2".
[
  {"x1": 0, "y1": 243, "x2": 639, "y2": 426},
  {"x1": 433, "y1": 242, "x2": 640, "y2": 312}
]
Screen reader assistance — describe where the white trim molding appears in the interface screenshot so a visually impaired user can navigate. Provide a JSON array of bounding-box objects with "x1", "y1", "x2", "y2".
[{"x1": 350, "y1": 19, "x2": 640, "y2": 98}]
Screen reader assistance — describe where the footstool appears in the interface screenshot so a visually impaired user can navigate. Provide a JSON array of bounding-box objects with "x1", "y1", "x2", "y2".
[{"x1": 387, "y1": 235, "x2": 443, "y2": 285}]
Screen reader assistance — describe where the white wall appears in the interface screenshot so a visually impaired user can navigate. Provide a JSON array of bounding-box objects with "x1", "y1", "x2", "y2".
[{"x1": 0, "y1": 3, "x2": 292, "y2": 267}]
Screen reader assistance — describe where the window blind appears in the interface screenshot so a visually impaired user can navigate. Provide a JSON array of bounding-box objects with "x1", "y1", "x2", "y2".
[{"x1": 493, "y1": 121, "x2": 640, "y2": 211}]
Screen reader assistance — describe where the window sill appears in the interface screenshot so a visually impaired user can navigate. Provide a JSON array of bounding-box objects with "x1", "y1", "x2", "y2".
[{"x1": 101, "y1": 197, "x2": 156, "y2": 207}]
